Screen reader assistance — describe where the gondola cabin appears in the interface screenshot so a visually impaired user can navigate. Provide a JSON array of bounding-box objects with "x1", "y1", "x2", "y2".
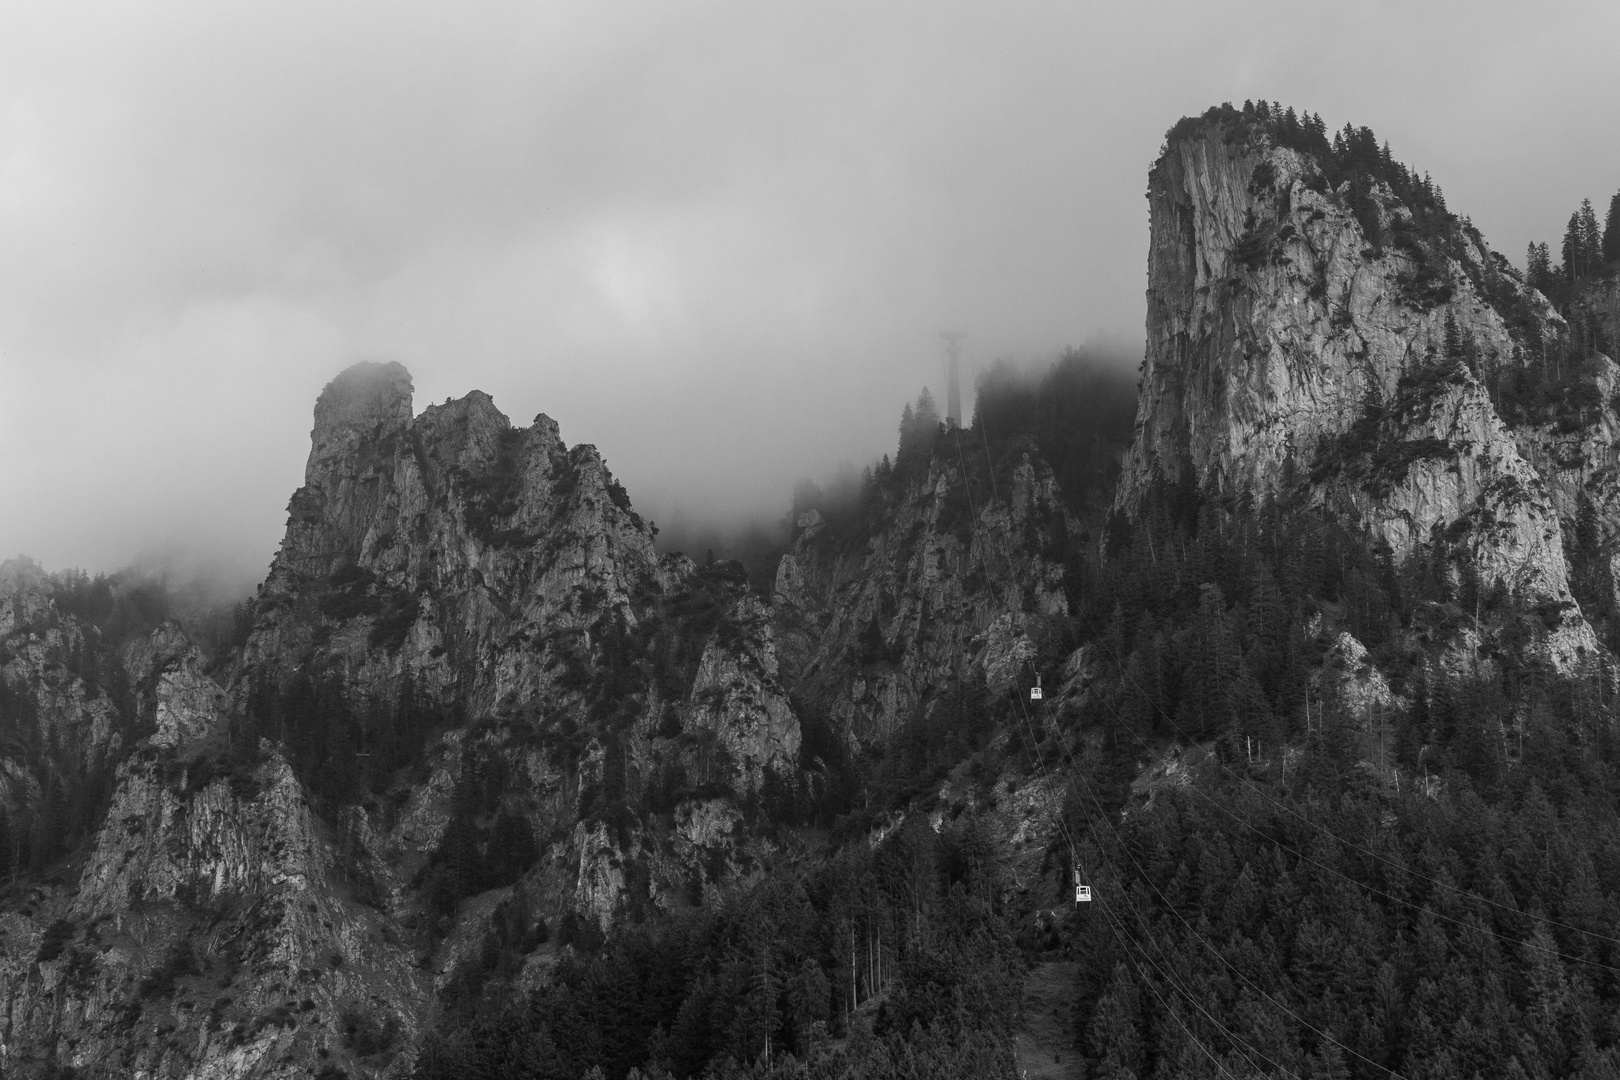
[
  {"x1": 1074, "y1": 869, "x2": 1091, "y2": 903},
  {"x1": 1030, "y1": 674, "x2": 1043, "y2": 702}
]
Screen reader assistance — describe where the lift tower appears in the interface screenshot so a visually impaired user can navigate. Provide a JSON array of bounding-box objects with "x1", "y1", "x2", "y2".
[{"x1": 940, "y1": 331, "x2": 965, "y2": 428}]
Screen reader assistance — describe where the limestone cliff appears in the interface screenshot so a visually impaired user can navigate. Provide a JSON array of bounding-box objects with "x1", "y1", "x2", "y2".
[
  {"x1": 0, "y1": 366, "x2": 813, "y2": 1078},
  {"x1": 1, "y1": 628, "x2": 425, "y2": 1079},
  {"x1": 1119, "y1": 106, "x2": 1610, "y2": 669},
  {"x1": 232, "y1": 361, "x2": 811, "y2": 933},
  {"x1": 780, "y1": 441, "x2": 1074, "y2": 750}
]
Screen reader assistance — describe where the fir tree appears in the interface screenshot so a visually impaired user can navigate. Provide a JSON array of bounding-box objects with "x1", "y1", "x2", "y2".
[
  {"x1": 1087, "y1": 963, "x2": 1144, "y2": 1080},
  {"x1": 1562, "y1": 210, "x2": 1585, "y2": 285},
  {"x1": 914, "y1": 387, "x2": 939, "y2": 429},
  {"x1": 1526, "y1": 242, "x2": 1554, "y2": 294},
  {"x1": 1562, "y1": 200, "x2": 1604, "y2": 284},
  {"x1": 1604, "y1": 190, "x2": 1620, "y2": 266},
  {"x1": 1580, "y1": 198, "x2": 1602, "y2": 266}
]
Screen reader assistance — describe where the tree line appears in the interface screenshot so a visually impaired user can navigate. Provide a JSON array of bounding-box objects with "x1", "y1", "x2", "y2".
[
  {"x1": 1527, "y1": 192, "x2": 1620, "y2": 304},
  {"x1": 414, "y1": 814, "x2": 1024, "y2": 1079}
]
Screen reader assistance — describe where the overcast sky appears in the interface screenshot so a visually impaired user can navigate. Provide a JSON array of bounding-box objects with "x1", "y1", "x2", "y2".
[{"x1": 1, "y1": 1, "x2": 1617, "y2": 588}]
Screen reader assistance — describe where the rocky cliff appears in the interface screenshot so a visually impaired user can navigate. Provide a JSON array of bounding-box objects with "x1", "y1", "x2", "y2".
[
  {"x1": 1120, "y1": 105, "x2": 1616, "y2": 670},
  {"x1": 0, "y1": 365, "x2": 822, "y2": 1078},
  {"x1": 778, "y1": 443, "x2": 1074, "y2": 751},
  {"x1": 2, "y1": 623, "x2": 426, "y2": 1079}
]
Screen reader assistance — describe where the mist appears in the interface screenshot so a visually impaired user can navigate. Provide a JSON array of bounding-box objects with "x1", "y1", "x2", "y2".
[{"x1": 1, "y1": 1, "x2": 1617, "y2": 591}]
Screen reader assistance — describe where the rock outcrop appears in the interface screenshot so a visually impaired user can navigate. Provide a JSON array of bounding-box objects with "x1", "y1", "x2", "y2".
[
  {"x1": 0, "y1": 365, "x2": 817, "y2": 1077},
  {"x1": 782, "y1": 445, "x2": 1074, "y2": 748},
  {"x1": 0, "y1": 609, "x2": 426, "y2": 1079},
  {"x1": 1119, "y1": 108, "x2": 1611, "y2": 669}
]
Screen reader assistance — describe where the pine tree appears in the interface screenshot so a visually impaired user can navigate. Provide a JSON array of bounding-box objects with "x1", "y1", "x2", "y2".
[
  {"x1": 1604, "y1": 190, "x2": 1620, "y2": 266},
  {"x1": 914, "y1": 387, "x2": 939, "y2": 428},
  {"x1": 1562, "y1": 201, "x2": 1603, "y2": 285},
  {"x1": 1179, "y1": 584, "x2": 1244, "y2": 739},
  {"x1": 1563, "y1": 211, "x2": 1586, "y2": 285},
  {"x1": 1087, "y1": 963, "x2": 1144, "y2": 1080},
  {"x1": 1527, "y1": 242, "x2": 1553, "y2": 293},
  {"x1": 1579, "y1": 198, "x2": 1602, "y2": 270}
]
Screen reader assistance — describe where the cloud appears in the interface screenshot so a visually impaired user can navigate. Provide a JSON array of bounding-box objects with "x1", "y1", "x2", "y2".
[{"x1": 0, "y1": 0, "x2": 1616, "y2": 578}]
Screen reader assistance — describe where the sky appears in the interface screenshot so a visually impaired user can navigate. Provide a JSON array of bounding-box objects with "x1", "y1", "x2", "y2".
[{"x1": 1, "y1": 1, "x2": 1617, "y2": 589}]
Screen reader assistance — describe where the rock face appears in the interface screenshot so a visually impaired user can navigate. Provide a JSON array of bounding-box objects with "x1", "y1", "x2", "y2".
[
  {"x1": 245, "y1": 361, "x2": 674, "y2": 718},
  {"x1": 0, "y1": 366, "x2": 815, "y2": 1078},
  {"x1": 238, "y1": 361, "x2": 811, "y2": 916},
  {"x1": 0, "y1": 581, "x2": 426, "y2": 1079},
  {"x1": 0, "y1": 561, "x2": 129, "y2": 774},
  {"x1": 781, "y1": 446, "x2": 1074, "y2": 749},
  {"x1": 1569, "y1": 270, "x2": 1620, "y2": 357},
  {"x1": 684, "y1": 595, "x2": 799, "y2": 791},
  {"x1": 1119, "y1": 110, "x2": 1611, "y2": 669}
]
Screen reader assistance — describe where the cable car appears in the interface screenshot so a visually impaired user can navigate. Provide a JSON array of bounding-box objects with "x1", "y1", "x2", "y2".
[
  {"x1": 1074, "y1": 869, "x2": 1091, "y2": 904},
  {"x1": 1030, "y1": 674, "x2": 1043, "y2": 702}
]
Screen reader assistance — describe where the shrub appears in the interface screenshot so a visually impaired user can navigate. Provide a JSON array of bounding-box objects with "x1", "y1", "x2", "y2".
[
  {"x1": 137, "y1": 943, "x2": 198, "y2": 1000},
  {"x1": 36, "y1": 918, "x2": 74, "y2": 962}
]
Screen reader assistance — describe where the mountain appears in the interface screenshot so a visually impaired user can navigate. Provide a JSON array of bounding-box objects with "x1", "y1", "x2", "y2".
[
  {"x1": 0, "y1": 364, "x2": 806, "y2": 1076},
  {"x1": 0, "y1": 353, "x2": 1090, "y2": 1077},
  {"x1": 1121, "y1": 103, "x2": 1620, "y2": 673},
  {"x1": 3, "y1": 103, "x2": 1620, "y2": 1080}
]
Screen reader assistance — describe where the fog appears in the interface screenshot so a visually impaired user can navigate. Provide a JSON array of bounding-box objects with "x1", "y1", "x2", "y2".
[{"x1": 1, "y1": 1, "x2": 1616, "y2": 588}]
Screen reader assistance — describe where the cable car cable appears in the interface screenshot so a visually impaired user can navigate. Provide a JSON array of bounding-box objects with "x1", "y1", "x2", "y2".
[
  {"x1": 945, "y1": 419, "x2": 1336, "y2": 1074},
  {"x1": 1088, "y1": 888, "x2": 1247, "y2": 1080},
  {"x1": 1010, "y1": 689, "x2": 1276, "y2": 1075},
  {"x1": 1023, "y1": 676, "x2": 1411, "y2": 1080},
  {"x1": 1017, "y1": 683, "x2": 1321, "y2": 1080},
  {"x1": 1065, "y1": 647, "x2": 1620, "y2": 978},
  {"x1": 958, "y1": 415, "x2": 1606, "y2": 1063},
  {"x1": 1011, "y1": 696, "x2": 1263, "y2": 1078},
  {"x1": 1090, "y1": 882, "x2": 1262, "y2": 1080},
  {"x1": 1082, "y1": 593, "x2": 1620, "y2": 955}
]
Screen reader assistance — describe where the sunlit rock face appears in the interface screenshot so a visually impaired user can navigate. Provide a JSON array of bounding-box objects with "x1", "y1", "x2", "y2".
[{"x1": 1119, "y1": 115, "x2": 1612, "y2": 669}]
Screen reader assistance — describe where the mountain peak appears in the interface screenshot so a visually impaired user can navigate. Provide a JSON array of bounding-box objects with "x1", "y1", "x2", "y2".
[
  {"x1": 1123, "y1": 101, "x2": 1607, "y2": 669},
  {"x1": 312, "y1": 360, "x2": 414, "y2": 437}
]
